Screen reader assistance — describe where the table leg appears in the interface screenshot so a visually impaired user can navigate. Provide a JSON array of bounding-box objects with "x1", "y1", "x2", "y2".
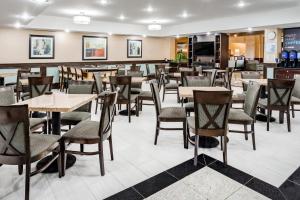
[{"x1": 36, "y1": 112, "x2": 76, "y2": 173}]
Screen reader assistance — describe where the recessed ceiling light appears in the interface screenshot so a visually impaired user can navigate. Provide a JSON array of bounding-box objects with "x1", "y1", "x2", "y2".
[
  {"x1": 247, "y1": 27, "x2": 253, "y2": 32},
  {"x1": 31, "y1": 0, "x2": 49, "y2": 4},
  {"x1": 119, "y1": 14, "x2": 125, "y2": 20},
  {"x1": 148, "y1": 23, "x2": 162, "y2": 31},
  {"x1": 237, "y1": 1, "x2": 246, "y2": 8},
  {"x1": 65, "y1": 29, "x2": 70, "y2": 33},
  {"x1": 234, "y1": 34, "x2": 238, "y2": 37},
  {"x1": 73, "y1": 13, "x2": 91, "y2": 24},
  {"x1": 176, "y1": 35, "x2": 180, "y2": 38},
  {"x1": 20, "y1": 12, "x2": 32, "y2": 21},
  {"x1": 206, "y1": 32, "x2": 211, "y2": 35},
  {"x1": 146, "y1": 6, "x2": 153, "y2": 13},
  {"x1": 100, "y1": 0, "x2": 108, "y2": 5},
  {"x1": 181, "y1": 11, "x2": 188, "y2": 18},
  {"x1": 14, "y1": 22, "x2": 21, "y2": 29},
  {"x1": 143, "y1": 34, "x2": 147, "y2": 38},
  {"x1": 108, "y1": 32, "x2": 112, "y2": 36}
]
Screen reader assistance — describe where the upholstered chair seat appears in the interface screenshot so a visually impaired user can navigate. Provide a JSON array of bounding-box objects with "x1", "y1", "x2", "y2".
[
  {"x1": 30, "y1": 134, "x2": 60, "y2": 158},
  {"x1": 159, "y1": 107, "x2": 186, "y2": 122},
  {"x1": 61, "y1": 112, "x2": 91, "y2": 124},
  {"x1": 228, "y1": 109, "x2": 254, "y2": 124}
]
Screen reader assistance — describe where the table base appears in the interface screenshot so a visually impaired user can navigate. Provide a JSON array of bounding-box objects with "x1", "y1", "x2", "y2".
[
  {"x1": 189, "y1": 136, "x2": 219, "y2": 148},
  {"x1": 119, "y1": 110, "x2": 137, "y2": 116},
  {"x1": 36, "y1": 154, "x2": 76, "y2": 173},
  {"x1": 256, "y1": 114, "x2": 276, "y2": 122}
]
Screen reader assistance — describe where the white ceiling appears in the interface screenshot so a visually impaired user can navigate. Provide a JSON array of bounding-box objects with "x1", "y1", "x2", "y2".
[{"x1": 1, "y1": 0, "x2": 300, "y2": 36}]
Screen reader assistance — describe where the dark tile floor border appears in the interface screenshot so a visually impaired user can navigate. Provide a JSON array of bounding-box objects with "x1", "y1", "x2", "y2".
[{"x1": 105, "y1": 154, "x2": 300, "y2": 200}]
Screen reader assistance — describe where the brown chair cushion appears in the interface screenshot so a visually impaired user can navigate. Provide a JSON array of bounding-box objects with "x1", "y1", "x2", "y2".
[
  {"x1": 291, "y1": 96, "x2": 300, "y2": 104},
  {"x1": 63, "y1": 120, "x2": 109, "y2": 142},
  {"x1": 29, "y1": 118, "x2": 46, "y2": 129},
  {"x1": 232, "y1": 93, "x2": 245, "y2": 104},
  {"x1": 184, "y1": 102, "x2": 194, "y2": 112},
  {"x1": 258, "y1": 98, "x2": 267, "y2": 108},
  {"x1": 61, "y1": 112, "x2": 91, "y2": 124},
  {"x1": 30, "y1": 134, "x2": 60, "y2": 158},
  {"x1": 159, "y1": 107, "x2": 186, "y2": 122},
  {"x1": 228, "y1": 109, "x2": 253, "y2": 124}
]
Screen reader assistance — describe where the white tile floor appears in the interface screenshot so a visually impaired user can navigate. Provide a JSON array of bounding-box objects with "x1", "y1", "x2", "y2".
[{"x1": 1, "y1": 83, "x2": 300, "y2": 200}]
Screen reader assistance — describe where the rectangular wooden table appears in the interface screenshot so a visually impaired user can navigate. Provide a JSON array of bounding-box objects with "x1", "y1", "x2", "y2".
[
  {"x1": 102, "y1": 77, "x2": 147, "y2": 84},
  {"x1": 242, "y1": 79, "x2": 268, "y2": 86},
  {"x1": 179, "y1": 86, "x2": 229, "y2": 98}
]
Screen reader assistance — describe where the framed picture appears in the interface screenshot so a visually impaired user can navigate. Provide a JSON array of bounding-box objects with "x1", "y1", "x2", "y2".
[
  {"x1": 29, "y1": 35, "x2": 55, "y2": 59},
  {"x1": 82, "y1": 36, "x2": 108, "y2": 60},
  {"x1": 127, "y1": 39, "x2": 142, "y2": 58}
]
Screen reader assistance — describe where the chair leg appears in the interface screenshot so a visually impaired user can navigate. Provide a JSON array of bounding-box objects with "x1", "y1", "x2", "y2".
[
  {"x1": 267, "y1": 109, "x2": 271, "y2": 131},
  {"x1": 292, "y1": 104, "x2": 295, "y2": 118},
  {"x1": 223, "y1": 135, "x2": 227, "y2": 165},
  {"x1": 95, "y1": 98, "x2": 99, "y2": 114},
  {"x1": 194, "y1": 135, "x2": 199, "y2": 166},
  {"x1": 109, "y1": 136, "x2": 114, "y2": 160},
  {"x1": 154, "y1": 121, "x2": 160, "y2": 145},
  {"x1": 220, "y1": 136, "x2": 223, "y2": 151},
  {"x1": 18, "y1": 164, "x2": 23, "y2": 175},
  {"x1": 244, "y1": 124, "x2": 248, "y2": 140},
  {"x1": 183, "y1": 121, "x2": 188, "y2": 149},
  {"x1": 287, "y1": 108, "x2": 291, "y2": 132},
  {"x1": 136, "y1": 99, "x2": 139, "y2": 117},
  {"x1": 162, "y1": 87, "x2": 166, "y2": 102},
  {"x1": 251, "y1": 123, "x2": 256, "y2": 150},
  {"x1": 128, "y1": 104, "x2": 131, "y2": 123},
  {"x1": 80, "y1": 144, "x2": 84, "y2": 153},
  {"x1": 25, "y1": 161, "x2": 31, "y2": 200},
  {"x1": 98, "y1": 142, "x2": 105, "y2": 176}
]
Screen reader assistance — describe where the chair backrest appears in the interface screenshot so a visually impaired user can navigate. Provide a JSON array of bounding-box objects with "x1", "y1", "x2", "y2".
[
  {"x1": 292, "y1": 75, "x2": 300, "y2": 98},
  {"x1": 150, "y1": 81, "x2": 162, "y2": 117},
  {"x1": 28, "y1": 76, "x2": 53, "y2": 98},
  {"x1": 267, "y1": 79, "x2": 295, "y2": 107},
  {"x1": 181, "y1": 71, "x2": 200, "y2": 87},
  {"x1": 209, "y1": 69, "x2": 218, "y2": 86},
  {"x1": 116, "y1": 76, "x2": 132, "y2": 101},
  {"x1": 155, "y1": 65, "x2": 166, "y2": 78},
  {"x1": 68, "y1": 80, "x2": 94, "y2": 112},
  {"x1": 0, "y1": 86, "x2": 15, "y2": 105},
  {"x1": 186, "y1": 76, "x2": 210, "y2": 87},
  {"x1": 93, "y1": 72, "x2": 104, "y2": 94},
  {"x1": 243, "y1": 82, "x2": 261, "y2": 118},
  {"x1": 98, "y1": 92, "x2": 118, "y2": 140},
  {"x1": 241, "y1": 71, "x2": 261, "y2": 91},
  {"x1": 130, "y1": 65, "x2": 141, "y2": 71},
  {"x1": 0, "y1": 105, "x2": 30, "y2": 163},
  {"x1": 16, "y1": 68, "x2": 31, "y2": 90},
  {"x1": 194, "y1": 66, "x2": 203, "y2": 74},
  {"x1": 193, "y1": 90, "x2": 232, "y2": 136},
  {"x1": 76, "y1": 68, "x2": 84, "y2": 80},
  {"x1": 146, "y1": 64, "x2": 151, "y2": 75},
  {"x1": 70, "y1": 67, "x2": 77, "y2": 80},
  {"x1": 127, "y1": 70, "x2": 143, "y2": 77}
]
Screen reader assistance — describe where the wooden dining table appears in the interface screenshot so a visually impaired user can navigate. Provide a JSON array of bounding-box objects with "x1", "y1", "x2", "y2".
[
  {"x1": 179, "y1": 86, "x2": 230, "y2": 148},
  {"x1": 15, "y1": 93, "x2": 97, "y2": 172},
  {"x1": 102, "y1": 76, "x2": 147, "y2": 84},
  {"x1": 202, "y1": 69, "x2": 227, "y2": 74}
]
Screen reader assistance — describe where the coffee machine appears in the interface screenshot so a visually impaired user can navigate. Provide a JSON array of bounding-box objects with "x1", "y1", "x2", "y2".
[{"x1": 289, "y1": 50, "x2": 298, "y2": 68}]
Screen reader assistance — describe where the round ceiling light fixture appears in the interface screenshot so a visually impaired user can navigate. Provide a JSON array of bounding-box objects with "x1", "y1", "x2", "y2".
[
  {"x1": 73, "y1": 13, "x2": 91, "y2": 25},
  {"x1": 148, "y1": 22, "x2": 162, "y2": 31}
]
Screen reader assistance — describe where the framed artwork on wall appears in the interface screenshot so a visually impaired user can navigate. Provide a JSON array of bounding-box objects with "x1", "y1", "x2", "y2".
[
  {"x1": 82, "y1": 36, "x2": 108, "y2": 60},
  {"x1": 127, "y1": 39, "x2": 142, "y2": 58},
  {"x1": 29, "y1": 35, "x2": 55, "y2": 59}
]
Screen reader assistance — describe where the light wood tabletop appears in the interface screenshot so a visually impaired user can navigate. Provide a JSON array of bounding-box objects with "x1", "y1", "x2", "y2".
[
  {"x1": 242, "y1": 79, "x2": 268, "y2": 86},
  {"x1": 179, "y1": 86, "x2": 230, "y2": 98},
  {"x1": 169, "y1": 73, "x2": 204, "y2": 78},
  {"x1": 15, "y1": 93, "x2": 97, "y2": 112},
  {"x1": 0, "y1": 73, "x2": 17, "y2": 77},
  {"x1": 203, "y1": 69, "x2": 227, "y2": 73}
]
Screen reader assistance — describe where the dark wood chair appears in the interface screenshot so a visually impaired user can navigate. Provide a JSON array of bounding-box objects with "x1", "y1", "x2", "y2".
[
  {"x1": 228, "y1": 82, "x2": 261, "y2": 150},
  {"x1": 241, "y1": 71, "x2": 261, "y2": 92},
  {"x1": 291, "y1": 75, "x2": 300, "y2": 118},
  {"x1": 62, "y1": 66, "x2": 70, "y2": 92},
  {"x1": 127, "y1": 70, "x2": 144, "y2": 94},
  {"x1": 110, "y1": 76, "x2": 139, "y2": 123},
  {"x1": 155, "y1": 64, "x2": 166, "y2": 79},
  {"x1": 209, "y1": 69, "x2": 218, "y2": 86},
  {"x1": 183, "y1": 76, "x2": 211, "y2": 115},
  {"x1": 130, "y1": 65, "x2": 141, "y2": 71},
  {"x1": 0, "y1": 86, "x2": 47, "y2": 133},
  {"x1": 58, "y1": 65, "x2": 64, "y2": 91},
  {"x1": 146, "y1": 64, "x2": 156, "y2": 80},
  {"x1": 187, "y1": 90, "x2": 232, "y2": 165},
  {"x1": 75, "y1": 68, "x2": 84, "y2": 80},
  {"x1": 162, "y1": 72, "x2": 180, "y2": 102},
  {"x1": 28, "y1": 76, "x2": 53, "y2": 98},
  {"x1": 181, "y1": 71, "x2": 200, "y2": 87},
  {"x1": 215, "y1": 68, "x2": 234, "y2": 90},
  {"x1": 0, "y1": 105, "x2": 62, "y2": 200},
  {"x1": 61, "y1": 92, "x2": 117, "y2": 176},
  {"x1": 258, "y1": 79, "x2": 295, "y2": 132},
  {"x1": 150, "y1": 81, "x2": 188, "y2": 149}
]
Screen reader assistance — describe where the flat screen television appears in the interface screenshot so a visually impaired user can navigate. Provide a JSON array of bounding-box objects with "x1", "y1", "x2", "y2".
[{"x1": 194, "y1": 42, "x2": 215, "y2": 56}]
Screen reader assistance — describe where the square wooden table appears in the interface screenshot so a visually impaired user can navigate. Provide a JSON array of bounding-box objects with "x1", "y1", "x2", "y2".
[{"x1": 179, "y1": 86, "x2": 229, "y2": 98}]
